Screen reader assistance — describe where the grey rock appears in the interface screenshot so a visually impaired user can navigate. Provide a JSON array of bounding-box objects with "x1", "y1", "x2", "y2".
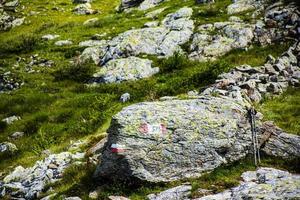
[
  {"x1": 189, "y1": 21, "x2": 254, "y2": 61},
  {"x1": 259, "y1": 121, "x2": 300, "y2": 159},
  {"x1": 65, "y1": 197, "x2": 82, "y2": 200},
  {"x1": 266, "y1": 82, "x2": 282, "y2": 94},
  {"x1": 120, "y1": 93, "x2": 131, "y2": 103},
  {"x1": 55, "y1": 40, "x2": 73, "y2": 46},
  {"x1": 0, "y1": 11, "x2": 24, "y2": 31},
  {"x1": 80, "y1": 46, "x2": 106, "y2": 64},
  {"x1": 92, "y1": 57, "x2": 159, "y2": 83},
  {"x1": 83, "y1": 17, "x2": 99, "y2": 26},
  {"x1": 1, "y1": 152, "x2": 85, "y2": 199},
  {"x1": 139, "y1": 0, "x2": 165, "y2": 11},
  {"x1": 73, "y1": 3, "x2": 96, "y2": 15},
  {"x1": 10, "y1": 131, "x2": 24, "y2": 139},
  {"x1": 195, "y1": 168, "x2": 300, "y2": 200},
  {"x1": 0, "y1": 142, "x2": 18, "y2": 155},
  {"x1": 2, "y1": 115, "x2": 21, "y2": 124},
  {"x1": 144, "y1": 21, "x2": 159, "y2": 28},
  {"x1": 119, "y1": 0, "x2": 144, "y2": 10},
  {"x1": 147, "y1": 184, "x2": 191, "y2": 200},
  {"x1": 42, "y1": 34, "x2": 60, "y2": 41},
  {"x1": 79, "y1": 40, "x2": 106, "y2": 47},
  {"x1": 108, "y1": 196, "x2": 130, "y2": 200},
  {"x1": 227, "y1": 0, "x2": 262, "y2": 15},
  {"x1": 94, "y1": 96, "x2": 252, "y2": 182},
  {"x1": 4, "y1": 0, "x2": 19, "y2": 11},
  {"x1": 81, "y1": 7, "x2": 194, "y2": 66}
]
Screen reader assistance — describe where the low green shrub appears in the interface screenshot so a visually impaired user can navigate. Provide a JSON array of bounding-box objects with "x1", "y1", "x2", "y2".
[
  {"x1": 158, "y1": 52, "x2": 191, "y2": 73},
  {"x1": 0, "y1": 34, "x2": 40, "y2": 55},
  {"x1": 53, "y1": 60, "x2": 97, "y2": 82}
]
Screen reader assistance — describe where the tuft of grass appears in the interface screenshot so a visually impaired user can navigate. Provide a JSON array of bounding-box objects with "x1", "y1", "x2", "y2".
[
  {"x1": 0, "y1": 34, "x2": 40, "y2": 56},
  {"x1": 157, "y1": 52, "x2": 191, "y2": 73},
  {"x1": 53, "y1": 59, "x2": 97, "y2": 82},
  {"x1": 259, "y1": 88, "x2": 300, "y2": 135}
]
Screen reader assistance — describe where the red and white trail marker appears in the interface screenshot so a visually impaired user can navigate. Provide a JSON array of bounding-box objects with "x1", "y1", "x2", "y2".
[
  {"x1": 139, "y1": 123, "x2": 167, "y2": 135},
  {"x1": 111, "y1": 144, "x2": 126, "y2": 153}
]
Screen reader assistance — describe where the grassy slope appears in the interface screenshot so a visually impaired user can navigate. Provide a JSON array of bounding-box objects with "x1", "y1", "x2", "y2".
[
  {"x1": 0, "y1": 0, "x2": 299, "y2": 199},
  {"x1": 259, "y1": 88, "x2": 300, "y2": 135}
]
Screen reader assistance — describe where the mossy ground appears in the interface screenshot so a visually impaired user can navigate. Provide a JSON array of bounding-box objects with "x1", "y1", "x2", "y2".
[{"x1": 0, "y1": 0, "x2": 299, "y2": 199}]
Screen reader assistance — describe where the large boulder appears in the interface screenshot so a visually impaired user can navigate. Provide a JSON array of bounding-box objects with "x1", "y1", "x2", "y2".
[
  {"x1": 94, "y1": 96, "x2": 253, "y2": 182},
  {"x1": 80, "y1": 7, "x2": 194, "y2": 66},
  {"x1": 138, "y1": 0, "x2": 165, "y2": 11},
  {"x1": 189, "y1": 20, "x2": 254, "y2": 61},
  {"x1": 227, "y1": 0, "x2": 264, "y2": 15},
  {"x1": 259, "y1": 121, "x2": 300, "y2": 159},
  {"x1": 195, "y1": 167, "x2": 300, "y2": 200},
  {"x1": 119, "y1": 0, "x2": 144, "y2": 10},
  {"x1": 91, "y1": 56, "x2": 159, "y2": 83}
]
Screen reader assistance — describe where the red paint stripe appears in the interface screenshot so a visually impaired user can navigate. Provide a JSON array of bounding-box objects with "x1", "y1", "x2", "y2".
[{"x1": 111, "y1": 148, "x2": 125, "y2": 153}]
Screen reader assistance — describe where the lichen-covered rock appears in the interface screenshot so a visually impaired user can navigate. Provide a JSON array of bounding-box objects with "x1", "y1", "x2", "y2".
[
  {"x1": 201, "y1": 41, "x2": 300, "y2": 103},
  {"x1": 0, "y1": 11, "x2": 24, "y2": 31},
  {"x1": 92, "y1": 57, "x2": 159, "y2": 83},
  {"x1": 119, "y1": 0, "x2": 164, "y2": 11},
  {"x1": 0, "y1": 142, "x2": 18, "y2": 155},
  {"x1": 195, "y1": 168, "x2": 300, "y2": 200},
  {"x1": 78, "y1": 40, "x2": 106, "y2": 47},
  {"x1": 1, "y1": 115, "x2": 21, "y2": 124},
  {"x1": 55, "y1": 40, "x2": 73, "y2": 46},
  {"x1": 189, "y1": 20, "x2": 254, "y2": 61},
  {"x1": 94, "y1": 96, "x2": 252, "y2": 182},
  {"x1": 41, "y1": 34, "x2": 60, "y2": 41},
  {"x1": 148, "y1": 184, "x2": 192, "y2": 200},
  {"x1": 73, "y1": 3, "x2": 96, "y2": 15},
  {"x1": 254, "y1": 2, "x2": 300, "y2": 45},
  {"x1": 139, "y1": 0, "x2": 165, "y2": 11},
  {"x1": 81, "y1": 7, "x2": 194, "y2": 66},
  {"x1": 227, "y1": 0, "x2": 264, "y2": 15},
  {"x1": 0, "y1": 152, "x2": 84, "y2": 199},
  {"x1": 259, "y1": 121, "x2": 300, "y2": 159}
]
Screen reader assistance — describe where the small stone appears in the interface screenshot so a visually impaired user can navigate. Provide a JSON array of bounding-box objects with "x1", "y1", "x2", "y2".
[
  {"x1": 55, "y1": 40, "x2": 73, "y2": 46},
  {"x1": 10, "y1": 131, "x2": 24, "y2": 139},
  {"x1": 83, "y1": 17, "x2": 99, "y2": 26},
  {"x1": 147, "y1": 184, "x2": 192, "y2": 200},
  {"x1": 0, "y1": 142, "x2": 18, "y2": 155},
  {"x1": 143, "y1": 21, "x2": 159, "y2": 28},
  {"x1": 108, "y1": 196, "x2": 130, "y2": 200},
  {"x1": 266, "y1": 82, "x2": 282, "y2": 94},
  {"x1": 42, "y1": 34, "x2": 60, "y2": 41},
  {"x1": 120, "y1": 93, "x2": 130, "y2": 103},
  {"x1": 65, "y1": 197, "x2": 82, "y2": 200},
  {"x1": 2, "y1": 115, "x2": 21, "y2": 124}
]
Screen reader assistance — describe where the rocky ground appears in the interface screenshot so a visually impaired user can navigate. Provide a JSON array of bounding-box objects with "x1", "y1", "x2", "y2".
[{"x1": 0, "y1": 0, "x2": 299, "y2": 199}]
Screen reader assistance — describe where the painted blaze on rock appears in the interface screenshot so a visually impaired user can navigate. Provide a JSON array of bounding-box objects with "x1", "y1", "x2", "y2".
[{"x1": 94, "y1": 96, "x2": 252, "y2": 182}]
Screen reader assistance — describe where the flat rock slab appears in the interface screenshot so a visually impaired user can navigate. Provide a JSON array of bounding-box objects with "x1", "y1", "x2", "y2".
[
  {"x1": 94, "y1": 96, "x2": 252, "y2": 182},
  {"x1": 92, "y1": 57, "x2": 159, "y2": 83}
]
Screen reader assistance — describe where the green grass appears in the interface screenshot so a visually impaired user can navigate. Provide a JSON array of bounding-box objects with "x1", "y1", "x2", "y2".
[{"x1": 259, "y1": 88, "x2": 300, "y2": 135}]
